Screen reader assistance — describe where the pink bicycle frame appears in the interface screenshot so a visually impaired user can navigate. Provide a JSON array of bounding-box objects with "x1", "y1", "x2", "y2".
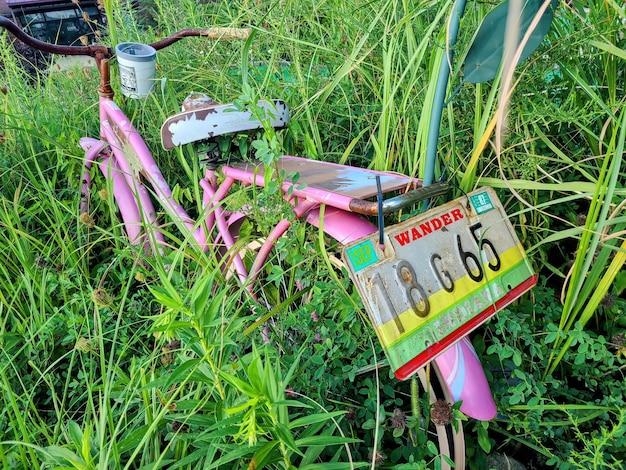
[{"x1": 80, "y1": 93, "x2": 497, "y2": 422}]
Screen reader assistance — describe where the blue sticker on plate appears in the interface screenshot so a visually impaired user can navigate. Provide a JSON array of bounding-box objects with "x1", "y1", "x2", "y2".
[
  {"x1": 346, "y1": 240, "x2": 378, "y2": 272},
  {"x1": 470, "y1": 191, "x2": 495, "y2": 214}
]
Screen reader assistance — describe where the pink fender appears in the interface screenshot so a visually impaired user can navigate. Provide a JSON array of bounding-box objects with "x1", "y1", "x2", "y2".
[
  {"x1": 305, "y1": 206, "x2": 379, "y2": 243},
  {"x1": 434, "y1": 337, "x2": 497, "y2": 420},
  {"x1": 80, "y1": 137, "x2": 107, "y2": 214}
]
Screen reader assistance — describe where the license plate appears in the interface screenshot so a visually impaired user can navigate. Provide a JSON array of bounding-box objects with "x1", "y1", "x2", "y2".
[{"x1": 343, "y1": 187, "x2": 537, "y2": 380}]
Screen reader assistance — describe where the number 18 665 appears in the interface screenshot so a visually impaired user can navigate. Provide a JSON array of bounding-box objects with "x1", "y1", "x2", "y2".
[{"x1": 370, "y1": 222, "x2": 501, "y2": 335}]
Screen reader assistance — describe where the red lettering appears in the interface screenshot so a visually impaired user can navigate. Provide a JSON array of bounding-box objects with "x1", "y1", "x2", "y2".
[
  {"x1": 394, "y1": 231, "x2": 410, "y2": 246},
  {"x1": 396, "y1": 209, "x2": 464, "y2": 246}
]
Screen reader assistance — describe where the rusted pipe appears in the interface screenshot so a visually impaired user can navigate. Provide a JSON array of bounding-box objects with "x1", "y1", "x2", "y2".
[{"x1": 348, "y1": 182, "x2": 450, "y2": 215}]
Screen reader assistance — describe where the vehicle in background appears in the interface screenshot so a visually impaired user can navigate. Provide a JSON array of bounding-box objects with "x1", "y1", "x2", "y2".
[{"x1": 1, "y1": 0, "x2": 105, "y2": 46}]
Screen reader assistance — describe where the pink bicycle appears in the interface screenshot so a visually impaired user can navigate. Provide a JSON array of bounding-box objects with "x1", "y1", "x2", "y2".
[{"x1": 1, "y1": 2, "x2": 546, "y2": 465}]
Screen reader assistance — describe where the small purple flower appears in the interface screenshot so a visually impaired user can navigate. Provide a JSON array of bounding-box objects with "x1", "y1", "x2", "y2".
[{"x1": 311, "y1": 311, "x2": 320, "y2": 322}]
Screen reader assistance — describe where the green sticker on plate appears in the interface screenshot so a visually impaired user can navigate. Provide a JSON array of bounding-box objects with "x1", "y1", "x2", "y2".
[
  {"x1": 346, "y1": 240, "x2": 378, "y2": 272},
  {"x1": 470, "y1": 191, "x2": 495, "y2": 214}
]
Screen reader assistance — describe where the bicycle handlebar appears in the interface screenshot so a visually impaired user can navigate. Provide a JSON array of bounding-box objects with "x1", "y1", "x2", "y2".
[
  {"x1": 1, "y1": 16, "x2": 250, "y2": 96},
  {"x1": 150, "y1": 27, "x2": 251, "y2": 50},
  {"x1": 0, "y1": 16, "x2": 250, "y2": 58}
]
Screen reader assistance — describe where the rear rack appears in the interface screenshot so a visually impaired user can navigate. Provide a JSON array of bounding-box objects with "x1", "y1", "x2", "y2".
[{"x1": 224, "y1": 156, "x2": 450, "y2": 216}]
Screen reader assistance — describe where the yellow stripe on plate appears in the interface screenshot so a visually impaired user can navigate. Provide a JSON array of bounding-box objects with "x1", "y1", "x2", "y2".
[{"x1": 375, "y1": 243, "x2": 528, "y2": 344}]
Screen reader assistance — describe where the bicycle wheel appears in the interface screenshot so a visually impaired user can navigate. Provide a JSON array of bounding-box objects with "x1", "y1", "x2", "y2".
[{"x1": 416, "y1": 362, "x2": 465, "y2": 470}]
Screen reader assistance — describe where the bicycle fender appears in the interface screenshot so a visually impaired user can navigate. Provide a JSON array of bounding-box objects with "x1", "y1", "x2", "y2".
[
  {"x1": 80, "y1": 137, "x2": 108, "y2": 214},
  {"x1": 434, "y1": 337, "x2": 497, "y2": 421},
  {"x1": 80, "y1": 137, "x2": 108, "y2": 160},
  {"x1": 305, "y1": 206, "x2": 378, "y2": 244}
]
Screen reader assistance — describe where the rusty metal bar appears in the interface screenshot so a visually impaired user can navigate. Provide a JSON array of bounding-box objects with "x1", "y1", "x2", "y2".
[{"x1": 348, "y1": 182, "x2": 450, "y2": 215}]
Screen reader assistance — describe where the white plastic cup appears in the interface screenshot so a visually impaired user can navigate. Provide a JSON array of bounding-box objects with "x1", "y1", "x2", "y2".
[{"x1": 115, "y1": 42, "x2": 157, "y2": 99}]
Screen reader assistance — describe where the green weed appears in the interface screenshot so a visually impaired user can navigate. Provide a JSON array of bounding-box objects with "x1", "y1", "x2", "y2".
[{"x1": 1, "y1": 0, "x2": 625, "y2": 468}]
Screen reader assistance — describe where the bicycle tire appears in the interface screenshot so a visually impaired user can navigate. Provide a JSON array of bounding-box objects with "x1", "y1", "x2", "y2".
[{"x1": 417, "y1": 363, "x2": 465, "y2": 470}]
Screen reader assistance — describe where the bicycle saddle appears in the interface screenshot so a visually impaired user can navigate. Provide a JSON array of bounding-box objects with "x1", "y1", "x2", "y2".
[{"x1": 161, "y1": 97, "x2": 290, "y2": 150}]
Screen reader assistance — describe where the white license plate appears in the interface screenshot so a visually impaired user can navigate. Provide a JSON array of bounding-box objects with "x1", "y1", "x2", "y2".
[{"x1": 343, "y1": 187, "x2": 536, "y2": 380}]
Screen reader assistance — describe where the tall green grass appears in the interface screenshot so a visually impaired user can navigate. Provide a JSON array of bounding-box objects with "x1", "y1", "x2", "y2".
[{"x1": 1, "y1": 0, "x2": 625, "y2": 467}]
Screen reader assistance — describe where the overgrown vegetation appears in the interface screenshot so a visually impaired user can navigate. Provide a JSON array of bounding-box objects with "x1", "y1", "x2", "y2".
[{"x1": 1, "y1": 0, "x2": 625, "y2": 468}]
